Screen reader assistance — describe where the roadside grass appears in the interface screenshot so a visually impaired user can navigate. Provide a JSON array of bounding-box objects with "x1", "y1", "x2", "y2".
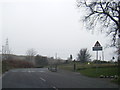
[
  {"x1": 58, "y1": 62, "x2": 117, "y2": 72},
  {"x1": 58, "y1": 62, "x2": 119, "y2": 84},
  {"x1": 58, "y1": 63, "x2": 74, "y2": 71},
  {"x1": 77, "y1": 67, "x2": 118, "y2": 78},
  {"x1": 77, "y1": 66, "x2": 119, "y2": 85},
  {"x1": 112, "y1": 77, "x2": 120, "y2": 85},
  {"x1": 2, "y1": 60, "x2": 14, "y2": 73}
]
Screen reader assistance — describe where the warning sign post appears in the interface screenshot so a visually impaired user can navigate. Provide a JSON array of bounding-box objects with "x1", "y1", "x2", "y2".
[
  {"x1": 92, "y1": 41, "x2": 103, "y2": 74},
  {"x1": 92, "y1": 41, "x2": 103, "y2": 60},
  {"x1": 92, "y1": 41, "x2": 102, "y2": 51}
]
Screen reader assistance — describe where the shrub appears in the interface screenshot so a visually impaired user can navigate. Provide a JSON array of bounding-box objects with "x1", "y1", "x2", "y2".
[{"x1": 2, "y1": 59, "x2": 35, "y2": 73}]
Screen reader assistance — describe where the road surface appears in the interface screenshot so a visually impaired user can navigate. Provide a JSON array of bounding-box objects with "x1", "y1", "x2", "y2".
[{"x1": 2, "y1": 68, "x2": 119, "y2": 89}]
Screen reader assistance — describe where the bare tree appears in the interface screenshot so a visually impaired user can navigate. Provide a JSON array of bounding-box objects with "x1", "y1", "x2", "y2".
[
  {"x1": 26, "y1": 48, "x2": 37, "y2": 64},
  {"x1": 77, "y1": 48, "x2": 91, "y2": 63},
  {"x1": 77, "y1": 0, "x2": 120, "y2": 62}
]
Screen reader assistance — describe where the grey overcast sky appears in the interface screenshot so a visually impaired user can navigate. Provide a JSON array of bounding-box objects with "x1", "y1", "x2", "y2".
[{"x1": 0, "y1": 0, "x2": 117, "y2": 61}]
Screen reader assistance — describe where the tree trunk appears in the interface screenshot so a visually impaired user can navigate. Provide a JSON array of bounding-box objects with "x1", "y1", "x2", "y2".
[
  {"x1": 118, "y1": 28, "x2": 120, "y2": 78},
  {"x1": 118, "y1": 30, "x2": 120, "y2": 64},
  {"x1": 118, "y1": 8, "x2": 120, "y2": 63},
  {"x1": 118, "y1": 6, "x2": 120, "y2": 64}
]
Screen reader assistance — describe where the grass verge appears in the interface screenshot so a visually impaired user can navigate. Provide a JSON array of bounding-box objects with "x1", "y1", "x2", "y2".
[
  {"x1": 58, "y1": 63, "x2": 119, "y2": 84},
  {"x1": 77, "y1": 67, "x2": 118, "y2": 77}
]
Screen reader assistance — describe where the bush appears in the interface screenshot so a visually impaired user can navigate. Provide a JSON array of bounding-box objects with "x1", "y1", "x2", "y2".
[{"x1": 2, "y1": 59, "x2": 35, "y2": 73}]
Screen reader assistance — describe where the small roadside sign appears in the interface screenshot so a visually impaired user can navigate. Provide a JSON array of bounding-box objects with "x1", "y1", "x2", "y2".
[{"x1": 93, "y1": 41, "x2": 102, "y2": 51}]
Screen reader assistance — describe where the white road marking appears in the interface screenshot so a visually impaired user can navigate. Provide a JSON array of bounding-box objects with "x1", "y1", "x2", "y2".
[
  {"x1": 53, "y1": 86, "x2": 58, "y2": 90},
  {"x1": 22, "y1": 71, "x2": 26, "y2": 72},
  {"x1": 40, "y1": 77, "x2": 46, "y2": 82},
  {"x1": 11, "y1": 71, "x2": 18, "y2": 72},
  {"x1": 29, "y1": 71, "x2": 35, "y2": 72},
  {"x1": 28, "y1": 71, "x2": 31, "y2": 73},
  {"x1": 38, "y1": 71, "x2": 44, "y2": 72},
  {"x1": 10, "y1": 70, "x2": 45, "y2": 73}
]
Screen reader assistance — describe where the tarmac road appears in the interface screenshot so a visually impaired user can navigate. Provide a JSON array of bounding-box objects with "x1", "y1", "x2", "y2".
[{"x1": 2, "y1": 68, "x2": 119, "y2": 89}]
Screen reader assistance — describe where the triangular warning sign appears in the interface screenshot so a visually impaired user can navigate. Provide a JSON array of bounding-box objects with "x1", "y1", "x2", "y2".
[{"x1": 94, "y1": 41, "x2": 101, "y2": 47}]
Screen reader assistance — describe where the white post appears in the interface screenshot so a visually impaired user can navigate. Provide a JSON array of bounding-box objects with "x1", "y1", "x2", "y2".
[
  {"x1": 96, "y1": 51, "x2": 98, "y2": 60},
  {"x1": 102, "y1": 50, "x2": 104, "y2": 61}
]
